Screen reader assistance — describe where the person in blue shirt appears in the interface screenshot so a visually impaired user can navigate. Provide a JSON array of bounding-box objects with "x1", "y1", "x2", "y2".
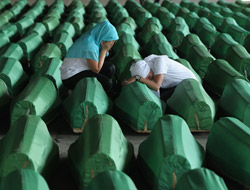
[{"x1": 60, "y1": 21, "x2": 119, "y2": 93}]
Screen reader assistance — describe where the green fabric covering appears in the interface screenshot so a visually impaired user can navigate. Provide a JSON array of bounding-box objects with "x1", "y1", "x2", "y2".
[
  {"x1": 176, "y1": 7, "x2": 190, "y2": 19},
  {"x1": 10, "y1": 1, "x2": 27, "y2": 18},
  {"x1": 42, "y1": 16, "x2": 60, "y2": 37},
  {"x1": 167, "y1": 17, "x2": 190, "y2": 48},
  {"x1": 208, "y1": 12, "x2": 224, "y2": 29},
  {"x1": 225, "y1": 44, "x2": 250, "y2": 78},
  {"x1": 143, "y1": 0, "x2": 160, "y2": 15},
  {"x1": 138, "y1": 17, "x2": 162, "y2": 45},
  {"x1": 18, "y1": 33, "x2": 43, "y2": 61},
  {"x1": 110, "y1": 44, "x2": 141, "y2": 81},
  {"x1": 133, "y1": 7, "x2": 152, "y2": 28},
  {"x1": 68, "y1": 114, "x2": 135, "y2": 190},
  {"x1": 175, "y1": 58, "x2": 202, "y2": 83},
  {"x1": 1, "y1": 10, "x2": 14, "y2": 22},
  {"x1": 112, "y1": 33, "x2": 140, "y2": 54},
  {"x1": 121, "y1": 17, "x2": 137, "y2": 31},
  {"x1": 0, "y1": 43, "x2": 23, "y2": 61},
  {"x1": 233, "y1": 12, "x2": 248, "y2": 28},
  {"x1": 68, "y1": 0, "x2": 85, "y2": 13},
  {"x1": 155, "y1": 7, "x2": 175, "y2": 30},
  {"x1": 244, "y1": 18, "x2": 250, "y2": 32},
  {"x1": 219, "y1": 79, "x2": 250, "y2": 127},
  {"x1": 0, "y1": 57, "x2": 28, "y2": 96},
  {"x1": 87, "y1": 170, "x2": 137, "y2": 190},
  {"x1": 144, "y1": 33, "x2": 179, "y2": 59},
  {"x1": 10, "y1": 77, "x2": 61, "y2": 126},
  {"x1": 55, "y1": 22, "x2": 75, "y2": 39},
  {"x1": 15, "y1": 16, "x2": 34, "y2": 36},
  {"x1": 166, "y1": 2, "x2": 181, "y2": 15},
  {"x1": 111, "y1": 8, "x2": 129, "y2": 26},
  {"x1": 0, "y1": 78, "x2": 10, "y2": 111},
  {"x1": 180, "y1": 0, "x2": 190, "y2": 8},
  {"x1": 225, "y1": 24, "x2": 249, "y2": 45},
  {"x1": 199, "y1": 0, "x2": 209, "y2": 7},
  {"x1": 0, "y1": 32, "x2": 9, "y2": 49},
  {"x1": 28, "y1": 22, "x2": 47, "y2": 38},
  {"x1": 68, "y1": 17, "x2": 84, "y2": 36},
  {"x1": 161, "y1": 0, "x2": 171, "y2": 9},
  {"x1": 23, "y1": 6, "x2": 44, "y2": 20},
  {"x1": 236, "y1": 0, "x2": 247, "y2": 7},
  {"x1": 217, "y1": 0, "x2": 228, "y2": 7},
  {"x1": 206, "y1": 117, "x2": 250, "y2": 187},
  {"x1": 0, "y1": 169, "x2": 50, "y2": 190},
  {"x1": 198, "y1": 7, "x2": 211, "y2": 18},
  {"x1": 220, "y1": 7, "x2": 233, "y2": 17},
  {"x1": 31, "y1": 43, "x2": 62, "y2": 73},
  {"x1": 193, "y1": 17, "x2": 215, "y2": 33},
  {"x1": 177, "y1": 34, "x2": 204, "y2": 58},
  {"x1": 218, "y1": 17, "x2": 238, "y2": 33},
  {"x1": 105, "y1": 0, "x2": 119, "y2": 13},
  {"x1": 207, "y1": 2, "x2": 221, "y2": 12},
  {"x1": 167, "y1": 79, "x2": 216, "y2": 131},
  {"x1": 116, "y1": 23, "x2": 135, "y2": 37},
  {"x1": 0, "y1": 115, "x2": 59, "y2": 178},
  {"x1": 244, "y1": 34, "x2": 250, "y2": 53},
  {"x1": 188, "y1": 2, "x2": 200, "y2": 13},
  {"x1": 227, "y1": 3, "x2": 243, "y2": 12},
  {"x1": 31, "y1": 57, "x2": 63, "y2": 92},
  {"x1": 211, "y1": 33, "x2": 238, "y2": 59},
  {"x1": 83, "y1": 23, "x2": 97, "y2": 33},
  {"x1": 54, "y1": 32, "x2": 73, "y2": 58},
  {"x1": 242, "y1": 7, "x2": 250, "y2": 17},
  {"x1": 62, "y1": 77, "x2": 112, "y2": 133},
  {"x1": 115, "y1": 82, "x2": 165, "y2": 132},
  {"x1": 185, "y1": 44, "x2": 215, "y2": 78},
  {"x1": 0, "y1": 17, "x2": 8, "y2": 28},
  {"x1": 138, "y1": 115, "x2": 205, "y2": 189},
  {"x1": 196, "y1": 24, "x2": 219, "y2": 48},
  {"x1": 175, "y1": 168, "x2": 227, "y2": 190},
  {"x1": 204, "y1": 59, "x2": 247, "y2": 96},
  {"x1": 124, "y1": 0, "x2": 141, "y2": 17},
  {"x1": 0, "y1": 24, "x2": 18, "y2": 40},
  {"x1": 183, "y1": 12, "x2": 199, "y2": 30}
]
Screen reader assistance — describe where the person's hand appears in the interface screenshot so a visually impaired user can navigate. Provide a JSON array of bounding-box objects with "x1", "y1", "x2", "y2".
[
  {"x1": 101, "y1": 41, "x2": 115, "y2": 51},
  {"x1": 122, "y1": 77, "x2": 136, "y2": 86}
]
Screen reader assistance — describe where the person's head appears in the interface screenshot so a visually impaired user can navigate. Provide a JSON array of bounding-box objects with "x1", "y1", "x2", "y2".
[
  {"x1": 90, "y1": 21, "x2": 119, "y2": 45},
  {"x1": 130, "y1": 60, "x2": 153, "y2": 79}
]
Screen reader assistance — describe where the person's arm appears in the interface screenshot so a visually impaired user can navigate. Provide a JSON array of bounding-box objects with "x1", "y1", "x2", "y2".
[
  {"x1": 87, "y1": 41, "x2": 114, "y2": 73},
  {"x1": 122, "y1": 74, "x2": 164, "y2": 91}
]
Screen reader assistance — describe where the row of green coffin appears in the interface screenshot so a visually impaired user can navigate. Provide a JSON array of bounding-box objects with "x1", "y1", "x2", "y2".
[{"x1": 137, "y1": 114, "x2": 229, "y2": 189}]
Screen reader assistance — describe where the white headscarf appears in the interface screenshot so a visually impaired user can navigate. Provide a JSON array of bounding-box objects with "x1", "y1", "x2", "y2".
[{"x1": 130, "y1": 60, "x2": 150, "y2": 78}]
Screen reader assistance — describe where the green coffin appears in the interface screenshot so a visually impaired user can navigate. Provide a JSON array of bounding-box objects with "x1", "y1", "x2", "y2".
[
  {"x1": 225, "y1": 24, "x2": 249, "y2": 45},
  {"x1": 54, "y1": 32, "x2": 73, "y2": 58},
  {"x1": 176, "y1": 7, "x2": 190, "y2": 19},
  {"x1": 175, "y1": 168, "x2": 227, "y2": 190},
  {"x1": 121, "y1": 17, "x2": 137, "y2": 31},
  {"x1": 183, "y1": 12, "x2": 199, "y2": 30},
  {"x1": 0, "y1": 78, "x2": 10, "y2": 111},
  {"x1": 67, "y1": 17, "x2": 84, "y2": 36},
  {"x1": 204, "y1": 59, "x2": 247, "y2": 96},
  {"x1": 220, "y1": 7, "x2": 233, "y2": 17},
  {"x1": 167, "y1": 78, "x2": 216, "y2": 131},
  {"x1": 208, "y1": 12, "x2": 224, "y2": 29},
  {"x1": 211, "y1": 33, "x2": 238, "y2": 59},
  {"x1": 28, "y1": 22, "x2": 47, "y2": 38},
  {"x1": 206, "y1": 117, "x2": 250, "y2": 187},
  {"x1": 42, "y1": 16, "x2": 60, "y2": 37},
  {"x1": 124, "y1": 0, "x2": 141, "y2": 18},
  {"x1": 227, "y1": 3, "x2": 243, "y2": 12},
  {"x1": 55, "y1": 22, "x2": 76, "y2": 39},
  {"x1": 155, "y1": 7, "x2": 175, "y2": 31},
  {"x1": 110, "y1": 44, "x2": 142, "y2": 81},
  {"x1": 167, "y1": 17, "x2": 190, "y2": 48},
  {"x1": 144, "y1": 33, "x2": 179, "y2": 59},
  {"x1": 87, "y1": 170, "x2": 137, "y2": 190},
  {"x1": 0, "y1": 32, "x2": 9, "y2": 49},
  {"x1": 1, "y1": 10, "x2": 14, "y2": 22},
  {"x1": 115, "y1": 82, "x2": 165, "y2": 132},
  {"x1": 133, "y1": 7, "x2": 152, "y2": 28},
  {"x1": 218, "y1": 17, "x2": 239, "y2": 33},
  {"x1": 143, "y1": 0, "x2": 160, "y2": 15},
  {"x1": 68, "y1": 114, "x2": 135, "y2": 189},
  {"x1": 62, "y1": 77, "x2": 112, "y2": 133},
  {"x1": 0, "y1": 23, "x2": 18, "y2": 40},
  {"x1": 207, "y1": 2, "x2": 221, "y2": 12},
  {"x1": 180, "y1": 0, "x2": 190, "y2": 8},
  {"x1": 116, "y1": 23, "x2": 135, "y2": 37},
  {"x1": 177, "y1": 34, "x2": 204, "y2": 58},
  {"x1": 192, "y1": 17, "x2": 215, "y2": 33},
  {"x1": 105, "y1": 0, "x2": 119, "y2": 13},
  {"x1": 242, "y1": 7, "x2": 250, "y2": 17},
  {"x1": 188, "y1": 2, "x2": 200, "y2": 13},
  {"x1": 167, "y1": 2, "x2": 181, "y2": 15},
  {"x1": 218, "y1": 79, "x2": 250, "y2": 127},
  {"x1": 111, "y1": 8, "x2": 129, "y2": 26},
  {"x1": 10, "y1": 76, "x2": 61, "y2": 126},
  {"x1": 175, "y1": 58, "x2": 202, "y2": 83},
  {"x1": 31, "y1": 43, "x2": 62, "y2": 72},
  {"x1": 138, "y1": 114, "x2": 205, "y2": 189},
  {"x1": 15, "y1": 16, "x2": 34, "y2": 36},
  {"x1": 0, "y1": 115, "x2": 59, "y2": 178},
  {"x1": 196, "y1": 24, "x2": 219, "y2": 49},
  {"x1": 185, "y1": 44, "x2": 215, "y2": 78},
  {"x1": 0, "y1": 169, "x2": 50, "y2": 190},
  {"x1": 233, "y1": 12, "x2": 248, "y2": 28},
  {"x1": 198, "y1": 7, "x2": 211, "y2": 18},
  {"x1": 0, "y1": 57, "x2": 28, "y2": 96},
  {"x1": 0, "y1": 43, "x2": 23, "y2": 61},
  {"x1": 217, "y1": 0, "x2": 228, "y2": 7},
  {"x1": 18, "y1": 32, "x2": 43, "y2": 61},
  {"x1": 31, "y1": 57, "x2": 63, "y2": 92},
  {"x1": 225, "y1": 44, "x2": 250, "y2": 78}
]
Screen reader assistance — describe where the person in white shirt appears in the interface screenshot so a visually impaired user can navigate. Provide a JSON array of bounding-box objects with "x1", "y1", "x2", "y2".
[{"x1": 122, "y1": 54, "x2": 198, "y2": 100}]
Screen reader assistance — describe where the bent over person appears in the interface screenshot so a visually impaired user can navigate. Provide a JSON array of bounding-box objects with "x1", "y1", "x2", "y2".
[
  {"x1": 122, "y1": 54, "x2": 198, "y2": 101},
  {"x1": 60, "y1": 21, "x2": 119, "y2": 94}
]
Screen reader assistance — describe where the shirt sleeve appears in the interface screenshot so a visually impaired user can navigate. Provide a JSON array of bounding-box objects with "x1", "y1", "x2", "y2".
[{"x1": 152, "y1": 57, "x2": 168, "y2": 75}]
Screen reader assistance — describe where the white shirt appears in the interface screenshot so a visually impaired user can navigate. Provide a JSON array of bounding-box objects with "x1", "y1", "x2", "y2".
[
  {"x1": 60, "y1": 58, "x2": 91, "y2": 80},
  {"x1": 144, "y1": 55, "x2": 197, "y2": 88}
]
